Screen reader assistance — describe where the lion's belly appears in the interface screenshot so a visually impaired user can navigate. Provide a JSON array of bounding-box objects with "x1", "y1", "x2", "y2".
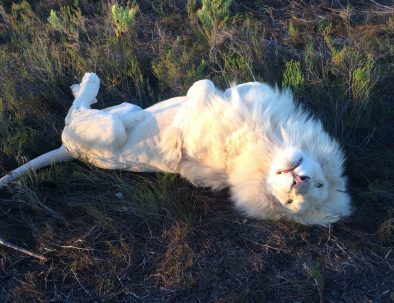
[
  {"x1": 62, "y1": 97, "x2": 185, "y2": 173},
  {"x1": 63, "y1": 135, "x2": 175, "y2": 173}
]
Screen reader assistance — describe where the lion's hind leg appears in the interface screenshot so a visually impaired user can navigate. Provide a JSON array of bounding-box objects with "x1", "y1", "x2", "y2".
[
  {"x1": 65, "y1": 73, "x2": 100, "y2": 124},
  {"x1": 71, "y1": 72, "x2": 100, "y2": 109},
  {"x1": 62, "y1": 110, "x2": 128, "y2": 156}
]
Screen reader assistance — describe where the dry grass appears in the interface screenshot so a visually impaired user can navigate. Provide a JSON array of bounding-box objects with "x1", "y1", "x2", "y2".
[{"x1": 0, "y1": 1, "x2": 393, "y2": 302}]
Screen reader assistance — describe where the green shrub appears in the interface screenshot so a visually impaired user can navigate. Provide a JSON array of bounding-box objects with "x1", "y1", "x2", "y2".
[
  {"x1": 352, "y1": 56, "x2": 375, "y2": 102},
  {"x1": 323, "y1": 23, "x2": 347, "y2": 68},
  {"x1": 10, "y1": 0, "x2": 39, "y2": 36},
  {"x1": 11, "y1": 0, "x2": 34, "y2": 20},
  {"x1": 288, "y1": 19, "x2": 299, "y2": 40},
  {"x1": 282, "y1": 60, "x2": 304, "y2": 91},
  {"x1": 111, "y1": 3, "x2": 138, "y2": 39},
  {"x1": 303, "y1": 39, "x2": 320, "y2": 80},
  {"x1": 222, "y1": 51, "x2": 252, "y2": 82},
  {"x1": 47, "y1": 5, "x2": 85, "y2": 43},
  {"x1": 47, "y1": 9, "x2": 62, "y2": 31},
  {"x1": 197, "y1": 0, "x2": 232, "y2": 44}
]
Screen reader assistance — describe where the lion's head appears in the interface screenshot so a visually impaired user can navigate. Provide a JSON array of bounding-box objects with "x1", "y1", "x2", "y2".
[
  {"x1": 268, "y1": 149, "x2": 328, "y2": 213},
  {"x1": 229, "y1": 142, "x2": 352, "y2": 226},
  {"x1": 266, "y1": 147, "x2": 351, "y2": 225}
]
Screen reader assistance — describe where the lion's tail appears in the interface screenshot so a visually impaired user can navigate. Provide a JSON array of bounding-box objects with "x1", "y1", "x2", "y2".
[{"x1": 0, "y1": 145, "x2": 73, "y2": 188}]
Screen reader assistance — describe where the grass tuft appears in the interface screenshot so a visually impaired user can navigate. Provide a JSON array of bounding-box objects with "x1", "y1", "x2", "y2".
[
  {"x1": 197, "y1": 0, "x2": 232, "y2": 46},
  {"x1": 282, "y1": 60, "x2": 304, "y2": 92},
  {"x1": 111, "y1": 2, "x2": 139, "y2": 40}
]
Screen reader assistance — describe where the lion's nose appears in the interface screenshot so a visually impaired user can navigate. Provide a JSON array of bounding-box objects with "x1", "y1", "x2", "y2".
[{"x1": 292, "y1": 172, "x2": 310, "y2": 186}]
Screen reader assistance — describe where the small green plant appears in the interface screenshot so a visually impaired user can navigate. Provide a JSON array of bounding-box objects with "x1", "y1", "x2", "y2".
[
  {"x1": 114, "y1": 172, "x2": 197, "y2": 226},
  {"x1": 222, "y1": 51, "x2": 252, "y2": 82},
  {"x1": 282, "y1": 60, "x2": 304, "y2": 91},
  {"x1": 46, "y1": 6, "x2": 86, "y2": 76},
  {"x1": 47, "y1": 5, "x2": 85, "y2": 44},
  {"x1": 351, "y1": 56, "x2": 375, "y2": 102},
  {"x1": 10, "y1": 1, "x2": 38, "y2": 35},
  {"x1": 304, "y1": 263, "x2": 325, "y2": 302},
  {"x1": 323, "y1": 23, "x2": 346, "y2": 67},
  {"x1": 304, "y1": 39, "x2": 319, "y2": 79},
  {"x1": 197, "y1": 0, "x2": 232, "y2": 43},
  {"x1": 288, "y1": 19, "x2": 299, "y2": 40},
  {"x1": 47, "y1": 9, "x2": 62, "y2": 30},
  {"x1": 111, "y1": 3, "x2": 138, "y2": 39},
  {"x1": 11, "y1": 0, "x2": 33, "y2": 19},
  {"x1": 331, "y1": 45, "x2": 346, "y2": 67}
]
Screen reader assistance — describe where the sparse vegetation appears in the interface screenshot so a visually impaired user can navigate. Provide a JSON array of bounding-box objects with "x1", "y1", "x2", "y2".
[
  {"x1": 288, "y1": 19, "x2": 299, "y2": 40},
  {"x1": 0, "y1": 1, "x2": 393, "y2": 302},
  {"x1": 351, "y1": 55, "x2": 376, "y2": 102}
]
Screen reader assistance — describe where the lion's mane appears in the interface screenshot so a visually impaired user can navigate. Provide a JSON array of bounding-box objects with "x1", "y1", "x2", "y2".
[{"x1": 165, "y1": 80, "x2": 350, "y2": 225}]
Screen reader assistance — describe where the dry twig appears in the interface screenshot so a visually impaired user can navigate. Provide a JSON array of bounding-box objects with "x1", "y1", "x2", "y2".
[{"x1": 0, "y1": 235, "x2": 47, "y2": 261}]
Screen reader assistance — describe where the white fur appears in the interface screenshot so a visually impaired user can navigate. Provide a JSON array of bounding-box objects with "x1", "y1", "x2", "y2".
[
  {"x1": 175, "y1": 80, "x2": 351, "y2": 225},
  {"x1": 0, "y1": 73, "x2": 352, "y2": 226}
]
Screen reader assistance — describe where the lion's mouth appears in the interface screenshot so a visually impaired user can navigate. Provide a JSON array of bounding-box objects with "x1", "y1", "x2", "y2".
[
  {"x1": 286, "y1": 199, "x2": 293, "y2": 205},
  {"x1": 276, "y1": 158, "x2": 303, "y2": 175}
]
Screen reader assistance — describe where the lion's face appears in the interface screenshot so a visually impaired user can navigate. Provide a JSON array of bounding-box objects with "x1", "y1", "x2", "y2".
[{"x1": 266, "y1": 148, "x2": 350, "y2": 223}]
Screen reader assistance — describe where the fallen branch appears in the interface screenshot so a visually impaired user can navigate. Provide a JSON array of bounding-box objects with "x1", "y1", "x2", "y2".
[{"x1": 0, "y1": 236, "x2": 47, "y2": 261}]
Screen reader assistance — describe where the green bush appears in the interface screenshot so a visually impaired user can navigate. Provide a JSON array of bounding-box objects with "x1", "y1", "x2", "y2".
[
  {"x1": 352, "y1": 56, "x2": 375, "y2": 102},
  {"x1": 47, "y1": 5, "x2": 85, "y2": 43},
  {"x1": 111, "y1": 3, "x2": 138, "y2": 39},
  {"x1": 282, "y1": 60, "x2": 304, "y2": 91},
  {"x1": 288, "y1": 19, "x2": 299, "y2": 40},
  {"x1": 197, "y1": 0, "x2": 232, "y2": 44}
]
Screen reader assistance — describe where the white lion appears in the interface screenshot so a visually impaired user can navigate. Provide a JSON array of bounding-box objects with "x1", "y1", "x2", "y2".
[{"x1": 0, "y1": 73, "x2": 351, "y2": 226}]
